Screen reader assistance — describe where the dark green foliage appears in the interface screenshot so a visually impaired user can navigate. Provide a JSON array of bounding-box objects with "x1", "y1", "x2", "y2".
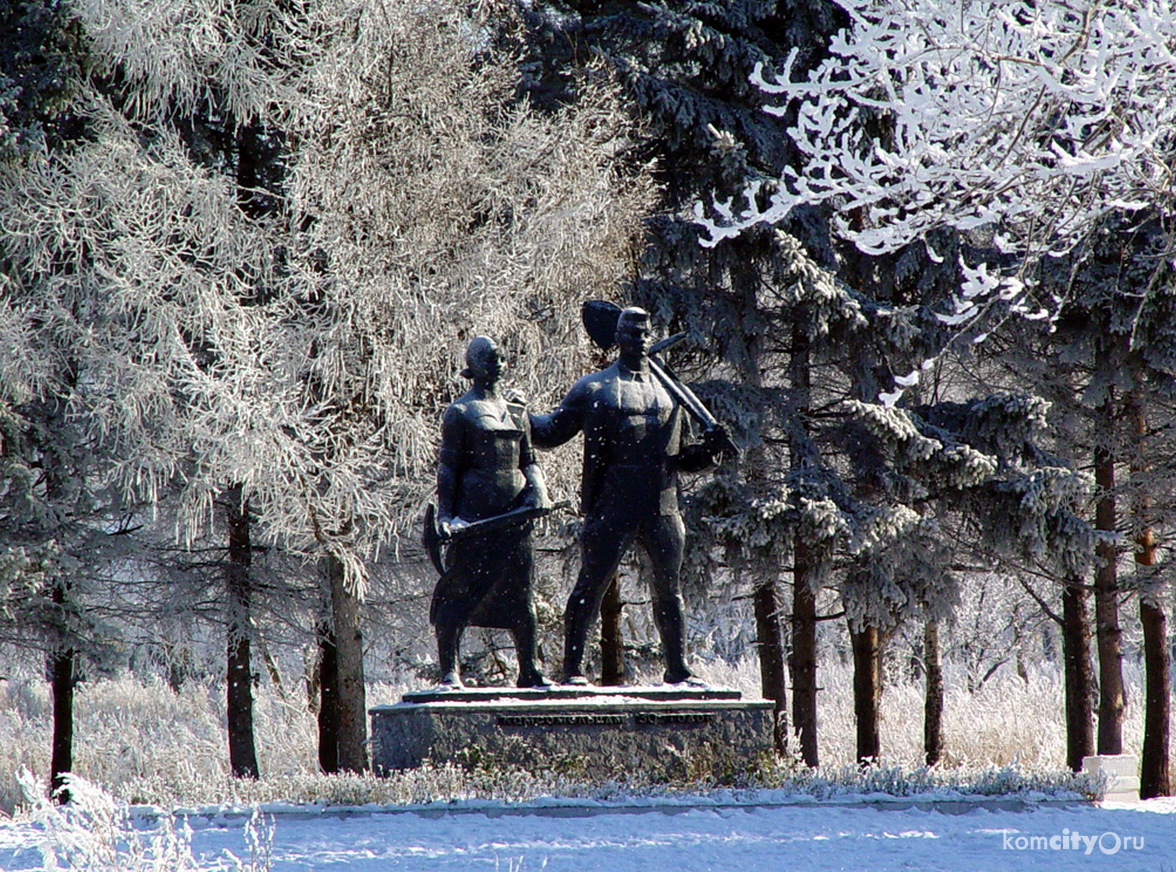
[
  {"x1": 0, "y1": 1, "x2": 88, "y2": 161},
  {"x1": 521, "y1": 0, "x2": 1094, "y2": 635}
]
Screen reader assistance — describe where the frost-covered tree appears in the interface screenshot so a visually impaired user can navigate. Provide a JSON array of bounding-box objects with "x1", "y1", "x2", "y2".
[
  {"x1": 1011, "y1": 211, "x2": 1176, "y2": 793},
  {"x1": 278, "y1": 0, "x2": 648, "y2": 767},
  {"x1": 524, "y1": 0, "x2": 1092, "y2": 768},
  {"x1": 1, "y1": 0, "x2": 301, "y2": 777},
  {"x1": 4, "y1": 0, "x2": 649, "y2": 778},
  {"x1": 696, "y1": 0, "x2": 1176, "y2": 781},
  {"x1": 699, "y1": 0, "x2": 1176, "y2": 368},
  {"x1": 0, "y1": 374, "x2": 110, "y2": 801},
  {"x1": 1, "y1": 2, "x2": 109, "y2": 798}
]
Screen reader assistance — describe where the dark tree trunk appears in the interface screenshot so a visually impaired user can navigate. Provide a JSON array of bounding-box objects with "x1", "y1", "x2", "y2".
[
  {"x1": 923, "y1": 619, "x2": 944, "y2": 767},
  {"x1": 327, "y1": 555, "x2": 368, "y2": 772},
  {"x1": 791, "y1": 563, "x2": 819, "y2": 767},
  {"x1": 316, "y1": 619, "x2": 340, "y2": 773},
  {"x1": 851, "y1": 623, "x2": 882, "y2": 765},
  {"x1": 1061, "y1": 577, "x2": 1096, "y2": 772},
  {"x1": 753, "y1": 577, "x2": 788, "y2": 755},
  {"x1": 788, "y1": 313, "x2": 819, "y2": 767},
  {"x1": 225, "y1": 487, "x2": 259, "y2": 779},
  {"x1": 49, "y1": 642, "x2": 75, "y2": 804},
  {"x1": 1126, "y1": 379, "x2": 1171, "y2": 798},
  {"x1": 1140, "y1": 596, "x2": 1171, "y2": 798},
  {"x1": 600, "y1": 574, "x2": 624, "y2": 686},
  {"x1": 1093, "y1": 397, "x2": 1125, "y2": 755}
]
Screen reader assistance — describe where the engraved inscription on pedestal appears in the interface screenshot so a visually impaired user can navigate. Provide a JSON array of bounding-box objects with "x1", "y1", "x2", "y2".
[{"x1": 370, "y1": 685, "x2": 773, "y2": 777}]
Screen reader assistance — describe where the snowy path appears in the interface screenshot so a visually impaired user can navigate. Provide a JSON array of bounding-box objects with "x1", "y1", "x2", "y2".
[{"x1": 2, "y1": 798, "x2": 1173, "y2": 871}]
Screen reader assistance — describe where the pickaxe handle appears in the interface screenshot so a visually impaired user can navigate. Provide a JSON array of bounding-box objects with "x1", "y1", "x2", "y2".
[
  {"x1": 442, "y1": 499, "x2": 571, "y2": 543},
  {"x1": 647, "y1": 357, "x2": 738, "y2": 457},
  {"x1": 647, "y1": 356, "x2": 717, "y2": 429}
]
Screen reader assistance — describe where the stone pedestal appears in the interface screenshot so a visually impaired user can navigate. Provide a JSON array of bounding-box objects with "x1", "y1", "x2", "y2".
[
  {"x1": 1082, "y1": 754, "x2": 1140, "y2": 802},
  {"x1": 370, "y1": 685, "x2": 773, "y2": 778}
]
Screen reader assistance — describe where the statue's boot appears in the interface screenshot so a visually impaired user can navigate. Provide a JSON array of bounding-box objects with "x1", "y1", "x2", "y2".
[
  {"x1": 511, "y1": 622, "x2": 551, "y2": 688},
  {"x1": 653, "y1": 593, "x2": 694, "y2": 684},
  {"x1": 436, "y1": 621, "x2": 462, "y2": 688},
  {"x1": 561, "y1": 592, "x2": 597, "y2": 684}
]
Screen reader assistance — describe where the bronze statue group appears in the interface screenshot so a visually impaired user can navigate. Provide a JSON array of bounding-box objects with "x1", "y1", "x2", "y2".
[{"x1": 428, "y1": 305, "x2": 735, "y2": 689}]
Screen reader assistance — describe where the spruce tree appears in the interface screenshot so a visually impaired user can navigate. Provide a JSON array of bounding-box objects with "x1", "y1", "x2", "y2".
[
  {"x1": 692, "y1": 0, "x2": 1176, "y2": 775},
  {"x1": 1023, "y1": 211, "x2": 1176, "y2": 794},
  {"x1": 526, "y1": 1, "x2": 1098, "y2": 768}
]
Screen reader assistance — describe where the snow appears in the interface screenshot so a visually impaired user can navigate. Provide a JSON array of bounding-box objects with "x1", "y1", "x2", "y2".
[{"x1": 2, "y1": 794, "x2": 1174, "y2": 871}]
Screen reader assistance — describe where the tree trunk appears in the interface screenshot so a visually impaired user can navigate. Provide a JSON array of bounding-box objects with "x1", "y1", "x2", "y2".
[
  {"x1": 753, "y1": 577, "x2": 788, "y2": 755},
  {"x1": 742, "y1": 428, "x2": 788, "y2": 755},
  {"x1": 923, "y1": 619, "x2": 944, "y2": 767},
  {"x1": 1093, "y1": 396, "x2": 1125, "y2": 755},
  {"x1": 600, "y1": 574, "x2": 624, "y2": 686},
  {"x1": 316, "y1": 619, "x2": 340, "y2": 774},
  {"x1": 225, "y1": 487, "x2": 259, "y2": 779},
  {"x1": 789, "y1": 312, "x2": 819, "y2": 767},
  {"x1": 1140, "y1": 596, "x2": 1171, "y2": 798},
  {"x1": 791, "y1": 563, "x2": 819, "y2": 766},
  {"x1": 327, "y1": 554, "x2": 368, "y2": 772},
  {"x1": 49, "y1": 643, "x2": 75, "y2": 804},
  {"x1": 851, "y1": 623, "x2": 882, "y2": 765},
  {"x1": 1061, "y1": 577, "x2": 1096, "y2": 772},
  {"x1": 1127, "y1": 384, "x2": 1171, "y2": 797}
]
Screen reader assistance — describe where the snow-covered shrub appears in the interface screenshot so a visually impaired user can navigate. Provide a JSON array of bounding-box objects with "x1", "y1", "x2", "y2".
[{"x1": 15, "y1": 769, "x2": 273, "y2": 871}]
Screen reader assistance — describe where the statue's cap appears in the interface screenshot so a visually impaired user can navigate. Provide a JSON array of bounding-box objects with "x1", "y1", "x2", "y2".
[{"x1": 615, "y1": 307, "x2": 649, "y2": 334}]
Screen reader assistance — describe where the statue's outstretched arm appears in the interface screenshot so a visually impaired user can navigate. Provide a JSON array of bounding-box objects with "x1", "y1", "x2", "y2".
[{"x1": 529, "y1": 384, "x2": 586, "y2": 450}]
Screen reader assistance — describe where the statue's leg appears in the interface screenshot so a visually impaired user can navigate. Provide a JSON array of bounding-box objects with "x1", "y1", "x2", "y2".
[
  {"x1": 563, "y1": 518, "x2": 635, "y2": 683},
  {"x1": 510, "y1": 617, "x2": 548, "y2": 687},
  {"x1": 435, "y1": 617, "x2": 464, "y2": 687},
  {"x1": 643, "y1": 512, "x2": 693, "y2": 684},
  {"x1": 499, "y1": 532, "x2": 547, "y2": 687}
]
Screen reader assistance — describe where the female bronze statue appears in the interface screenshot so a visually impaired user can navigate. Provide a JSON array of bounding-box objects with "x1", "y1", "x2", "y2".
[{"x1": 430, "y1": 336, "x2": 551, "y2": 688}]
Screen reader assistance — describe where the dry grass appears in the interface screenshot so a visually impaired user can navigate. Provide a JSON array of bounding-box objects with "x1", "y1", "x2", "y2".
[{"x1": 3, "y1": 655, "x2": 1151, "y2": 814}]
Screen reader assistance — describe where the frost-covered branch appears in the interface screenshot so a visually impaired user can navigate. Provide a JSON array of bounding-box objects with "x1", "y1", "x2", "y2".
[
  {"x1": 696, "y1": 0, "x2": 1176, "y2": 402},
  {"x1": 701, "y1": 0, "x2": 1176, "y2": 255}
]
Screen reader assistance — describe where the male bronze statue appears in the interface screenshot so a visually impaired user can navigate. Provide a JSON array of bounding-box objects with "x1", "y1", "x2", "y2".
[
  {"x1": 531, "y1": 307, "x2": 733, "y2": 685},
  {"x1": 429, "y1": 336, "x2": 551, "y2": 688}
]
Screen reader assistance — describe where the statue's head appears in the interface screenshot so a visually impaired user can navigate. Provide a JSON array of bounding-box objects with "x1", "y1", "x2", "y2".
[
  {"x1": 461, "y1": 335, "x2": 503, "y2": 382},
  {"x1": 615, "y1": 307, "x2": 651, "y2": 358}
]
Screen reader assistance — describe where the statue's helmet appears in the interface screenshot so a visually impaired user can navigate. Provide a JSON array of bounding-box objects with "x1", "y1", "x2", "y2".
[{"x1": 461, "y1": 336, "x2": 501, "y2": 380}]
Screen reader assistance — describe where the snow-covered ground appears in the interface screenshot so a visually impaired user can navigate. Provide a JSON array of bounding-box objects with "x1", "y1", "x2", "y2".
[{"x1": 2, "y1": 794, "x2": 1173, "y2": 871}]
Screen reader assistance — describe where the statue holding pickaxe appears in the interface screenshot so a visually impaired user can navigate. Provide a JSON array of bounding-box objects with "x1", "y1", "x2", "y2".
[{"x1": 425, "y1": 336, "x2": 553, "y2": 689}]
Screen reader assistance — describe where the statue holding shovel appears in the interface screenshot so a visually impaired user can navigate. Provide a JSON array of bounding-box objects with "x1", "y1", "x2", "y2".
[{"x1": 530, "y1": 304, "x2": 737, "y2": 686}]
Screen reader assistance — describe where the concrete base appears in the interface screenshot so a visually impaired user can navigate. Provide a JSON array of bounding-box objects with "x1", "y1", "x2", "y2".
[
  {"x1": 370, "y1": 685, "x2": 774, "y2": 778},
  {"x1": 1082, "y1": 754, "x2": 1139, "y2": 802}
]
